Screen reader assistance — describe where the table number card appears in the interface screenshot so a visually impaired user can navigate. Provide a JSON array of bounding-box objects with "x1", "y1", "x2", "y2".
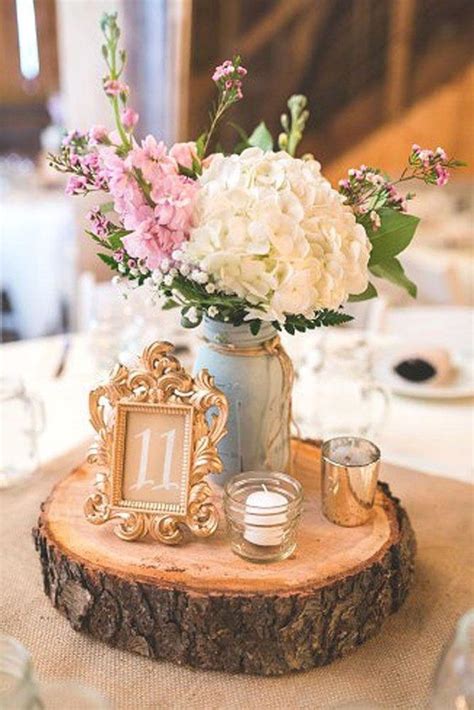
[
  {"x1": 113, "y1": 402, "x2": 193, "y2": 514},
  {"x1": 84, "y1": 341, "x2": 228, "y2": 544}
]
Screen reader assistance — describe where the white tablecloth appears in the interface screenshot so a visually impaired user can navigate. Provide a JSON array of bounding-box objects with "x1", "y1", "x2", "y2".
[
  {"x1": 1, "y1": 312, "x2": 472, "y2": 484},
  {"x1": 0, "y1": 188, "x2": 75, "y2": 338}
]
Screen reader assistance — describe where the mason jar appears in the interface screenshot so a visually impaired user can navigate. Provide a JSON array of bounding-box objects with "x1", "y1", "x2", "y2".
[{"x1": 0, "y1": 378, "x2": 44, "y2": 489}]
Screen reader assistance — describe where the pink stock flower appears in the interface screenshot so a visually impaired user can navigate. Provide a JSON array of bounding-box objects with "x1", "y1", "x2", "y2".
[
  {"x1": 103, "y1": 79, "x2": 129, "y2": 96},
  {"x1": 123, "y1": 220, "x2": 187, "y2": 270},
  {"x1": 120, "y1": 170, "x2": 197, "y2": 269},
  {"x1": 130, "y1": 135, "x2": 176, "y2": 182},
  {"x1": 121, "y1": 107, "x2": 139, "y2": 130},
  {"x1": 100, "y1": 149, "x2": 135, "y2": 198},
  {"x1": 151, "y1": 174, "x2": 197, "y2": 232},
  {"x1": 122, "y1": 202, "x2": 154, "y2": 230},
  {"x1": 169, "y1": 141, "x2": 198, "y2": 170}
]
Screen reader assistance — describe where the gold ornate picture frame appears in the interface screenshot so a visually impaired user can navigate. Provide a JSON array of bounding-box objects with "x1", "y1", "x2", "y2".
[{"x1": 84, "y1": 341, "x2": 228, "y2": 544}]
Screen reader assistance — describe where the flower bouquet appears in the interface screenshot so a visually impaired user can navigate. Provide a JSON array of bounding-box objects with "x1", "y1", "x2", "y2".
[{"x1": 50, "y1": 13, "x2": 463, "y2": 478}]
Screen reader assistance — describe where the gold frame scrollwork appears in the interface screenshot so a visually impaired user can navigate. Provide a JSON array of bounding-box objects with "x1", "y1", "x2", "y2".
[{"x1": 84, "y1": 341, "x2": 228, "y2": 544}]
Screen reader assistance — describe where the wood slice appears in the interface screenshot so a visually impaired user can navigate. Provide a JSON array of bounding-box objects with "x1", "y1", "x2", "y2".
[{"x1": 33, "y1": 439, "x2": 416, "y2": 676}]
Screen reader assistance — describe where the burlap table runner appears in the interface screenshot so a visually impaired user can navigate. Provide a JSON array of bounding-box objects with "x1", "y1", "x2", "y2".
[{"x1": 1, "y1": 442, "x2": 473, "y2": 709}]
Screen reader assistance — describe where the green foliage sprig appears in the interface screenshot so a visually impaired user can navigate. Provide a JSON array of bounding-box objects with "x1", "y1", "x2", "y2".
[{"x1": 278, "y1": 95, "x2": 310, "y2": 156}]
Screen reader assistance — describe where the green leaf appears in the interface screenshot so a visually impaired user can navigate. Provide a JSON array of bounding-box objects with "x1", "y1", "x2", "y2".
[
  {"x1": 195, "y1": 133, "x2": 206, "y2": 159},
  {"x1": 248, "y1": 122, "x2": 273, "y2": 152},
  {"x1": 368, "y1": 208, "x2": 420, "y2": 266},
  {"x1": 107, "y1": 232, "x2": 124, "y2": 250},
  {"x1": 180, "y1": 305, "x2": 203, "y2": 329},
  {"x1": 249, "y1": 320, "x2": 261, "y2": 336},
  {"x1": 228, "y1": 121, "x2": 249, "y2": 143},
  {"x1": 85, "y1": 230, "x2": 109, "y2": 248},
  {"x1": 177, "y1": 163, "x2": 197, "y2": 179},
  {"x1": 97, "y1": 252, "x2": 117, "y2": 269},
  {"x1": 99, "y1": 201, "x2": 114, "y2": 214},
  {"x1": 370, "y1": 258, "x2": 417, "y2": 298},
  {"x1": 162, "y1": 299, "x2": 179, "y2": 310},
  {"x1": 191, "y1": 155, "x2": 202, "y2": 176},
  {"x1": 315, "y1": 310, "x2": 353, "y2": 327},
  {"x1": 348, "y1": 282, "x2": 378, "y2": 302},
  {"x1": 228, "y1": 122, "x2": 250, "y2": 154}
]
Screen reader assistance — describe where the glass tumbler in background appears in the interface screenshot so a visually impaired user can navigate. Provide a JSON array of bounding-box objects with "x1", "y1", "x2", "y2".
[
  {"x1": 0, "y1": 378, "x2": 44, "y2": 489},
  {"x1": 35, "y1": 681, "x2": 110, "y2": 709},
  {"x1": 431, "y1": 608, "x2": 474, "y2": 709},
  {"x1": 0, "y1": 634, "x2": 37, "y2": 709},
  {"x1": 293, "y1": 335, "x2": 389, "y2": 442}
]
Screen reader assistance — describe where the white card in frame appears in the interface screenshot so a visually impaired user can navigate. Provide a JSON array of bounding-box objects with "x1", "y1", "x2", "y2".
[{"x1": 84, "y1": 341, "x2": 228, "y2": 544}]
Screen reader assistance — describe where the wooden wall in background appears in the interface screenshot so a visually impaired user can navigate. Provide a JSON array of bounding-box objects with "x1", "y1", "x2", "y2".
[
  {"x1": 0, "y1": 0, "x2": 59, "y2": 154},
  {"x1": 188, "y1": 0, "x2": 474, "y2": 176}
]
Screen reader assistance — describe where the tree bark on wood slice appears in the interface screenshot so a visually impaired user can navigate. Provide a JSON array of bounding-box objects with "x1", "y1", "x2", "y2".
[{"x1": 33, "y1": 439, "x2": 416, "y2": 676}]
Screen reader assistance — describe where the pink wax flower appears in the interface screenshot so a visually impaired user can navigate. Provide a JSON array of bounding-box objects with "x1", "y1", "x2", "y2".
[
  {"x1": 65, "y1": 175, "x2": 87, "y2": 195},
  {"x1": 89, "y1": 125, "x2": 109, "y2": 143},
  {"x1": 62, "y1": 130, "x2": 85, "y2": 147},
  {"x1": 121, "y1": 107, "x2": 139, "y2": 130},
  {"x1": 82, "y1": 153, "x2": 100, "y2": 171},
  {"x1": 212, "y1": 57, "x2": 246, "y2": 100},
  {"x1": 435, "y1": 164, "x2": 450, "y2": 186},
  {"x1": 69, "y1": 153, "x2": 81, "y2": 167},
  {"x1": 169, "y1": 141, "x2": 198, "y2": 170},
  {"x1": 212, "y1": 59, "x2": 234, "y2": 82},
  {"x1": 87, "y1": 206, "x2": 110, "y2": 237},
  {"x1": 103, "y1": 79, "x2": 129, "y2": 96}
]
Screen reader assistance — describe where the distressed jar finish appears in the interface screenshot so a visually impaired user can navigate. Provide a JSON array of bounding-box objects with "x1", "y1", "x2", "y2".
[{"x1": 193, "y1": 318, "x2": 293, "y2": 484}]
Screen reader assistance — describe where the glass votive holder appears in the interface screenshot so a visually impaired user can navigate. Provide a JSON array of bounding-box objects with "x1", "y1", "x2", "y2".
[
  {"x1": 36, "y1": 681, "x2": 110, "y2": 709},
  {"x1": 224, "y1": 471, "x2": 303, "y2": 563},
  {"x1": 321, "y1": 436, "x2": 381, "y2": 527},
  {"x1": 0, "y1": 634, "x2": 37, "y2": 709}
]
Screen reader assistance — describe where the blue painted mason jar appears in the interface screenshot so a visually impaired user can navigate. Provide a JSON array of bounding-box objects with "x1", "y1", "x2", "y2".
[{"x1": 193, "y1": 317, "x2": 293, "y2": 486}]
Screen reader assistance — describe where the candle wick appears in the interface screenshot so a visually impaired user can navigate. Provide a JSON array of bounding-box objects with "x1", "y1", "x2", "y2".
[{"x1": 262, "y1": 483, "x2": 268, "y2": 493}]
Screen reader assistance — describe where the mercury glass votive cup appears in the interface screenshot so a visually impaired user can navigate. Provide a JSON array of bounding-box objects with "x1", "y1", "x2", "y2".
[
  {"x1": 224, "y1": 471, "x2": 303, "y2": 563},
  {"x1": 321, "y1": 437, "x2": 381, "y2": 527}
]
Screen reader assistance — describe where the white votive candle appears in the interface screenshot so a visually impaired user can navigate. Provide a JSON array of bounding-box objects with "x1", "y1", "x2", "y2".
[{"x1": 243, "y1": 486, "x2": 289, "y2": 547}]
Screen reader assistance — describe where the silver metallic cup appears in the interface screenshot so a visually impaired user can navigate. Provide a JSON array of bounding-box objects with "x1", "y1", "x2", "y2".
[{"x1": 321, "y1": 437, "x2": 381, "y2": 526}]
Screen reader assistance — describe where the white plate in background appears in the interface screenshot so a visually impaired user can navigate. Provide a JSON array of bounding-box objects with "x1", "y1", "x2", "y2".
[{"x1": 373, "y1": 351, "x2": 474, "y2": 399}]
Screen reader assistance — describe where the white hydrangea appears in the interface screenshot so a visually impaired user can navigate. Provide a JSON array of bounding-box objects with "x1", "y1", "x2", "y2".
[{"x1": 183, "y1": 147, "x2": 371, "y2": 322}]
